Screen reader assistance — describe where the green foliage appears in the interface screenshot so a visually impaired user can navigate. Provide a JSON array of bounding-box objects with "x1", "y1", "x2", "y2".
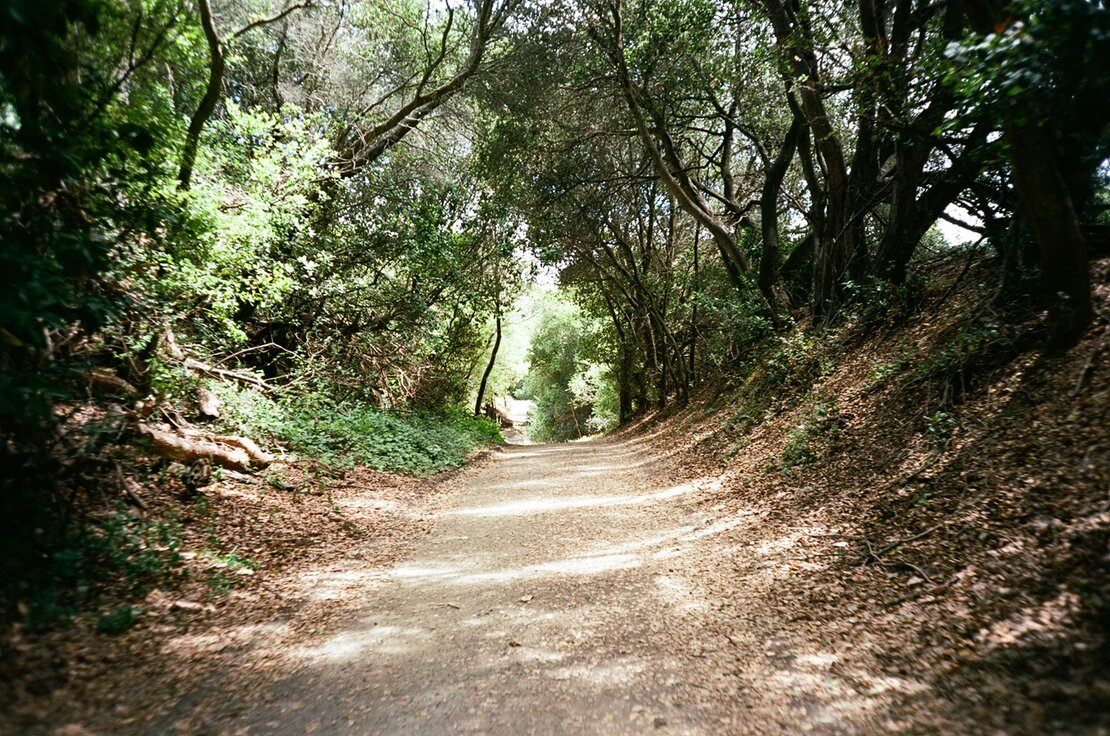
[
  {"x1": 944, "y1": 1, "x2": 1110, "y2": 120},
  {"x1": 205, "y1": 571, "x2": 238, "y2": 597},
  {"x1": 7, "y1": 0, "x2": 1103, "y2": 643},
  {"x1": 159, "y1": 104, "x2": 332, "y2": 345},
  {"x1": 780, "y1": 424, "x2": 818, "y2": 469},
  {"x1": 0, "y1": 0, "x2": 512, "y2": 632},
  {"x1": 521, "y1": 295, "x2": 600, "y2": 442},
  {"x1": 843, "y1": 275, "x2": 929, "y2": 328},
  {"x1": 7, "y1": 505, "x2": 182, "y2": 630},
  {"x1": 911, "y1": 316, "x2": 1005, "y2": 384},
  {"x1": 924, "y1": 409, "x2": 958, "y2": 451},
  {"x1": 780, "y1": 398, "x2": 843, "y2": 471},
  {"x1": 0, "y1": 0, "x2": 175, "y2": 436},
  {"x1": 97, "y1": 605, "x2": 142, "y2": 635},
  {"x1": 215, "y1": 383, "x2": 502, "y2": 476},
  {"x1": 867, "y1": 316, "x2": 1012, "y2": 402},
  {"x1": 625, "y1": 0, "x2": 718, "y2": 72},
  {"x1": 869, "y1": 356, "x2": 909, "y2": 388},
  {"x1": 763, "y1": 332, "x2": 818, "y2": 389},
  {"x1": 200, "y1": 548, "x2": 259, "y2": 597},
  {"x1": 569, "y1": 362, "x2": 620, "y2": 435},
  {"x1": 470, "y1": 289, "x2": 542, "y2": 406},
  {"x1": 204, "y1": 550, "x2": 259, "y2": 572},
  {"x1": 691, "y1": 271, "x2": 776, "y2": 374},
  {"x1": 0, "y1": 0, "x2": 195, "y2": 631}
]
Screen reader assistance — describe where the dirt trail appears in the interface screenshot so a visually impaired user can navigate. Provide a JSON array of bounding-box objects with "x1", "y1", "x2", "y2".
[
  {"x1": 150, "y1": 439, "x2": 743, "y2": 735},
  {"x1": 140, "y1": 435, "x2": 958, "y2": 736}
]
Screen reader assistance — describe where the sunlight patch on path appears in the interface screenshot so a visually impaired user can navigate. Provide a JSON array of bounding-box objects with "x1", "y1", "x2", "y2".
[
  {"x1": 301, "y1": 568, "x2": 387, "y2": 601},
  {"x1": 390, "y1": 551, "x2": 642, "y2": 585},
  {"x1": 548, "y1": 659, "x2": 647, "y2": 685},
  {"x1": 163, "y1": 622, "x2": 290, "y2": 658},
  {"x1": 444, "y1": 481, "x2": 699, "y2": 518},
  {"x1": 308, "y1": 624, "x2": 430, "y2": 663}
]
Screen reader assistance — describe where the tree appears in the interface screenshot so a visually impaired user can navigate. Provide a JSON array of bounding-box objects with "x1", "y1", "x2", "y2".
[
  {"x1": 1, "y1": 0, "x2": 181, "y2": 435},
  {"x1": 959, "y1": 0, "x2": 1107, "y2": 346},
  {"x1": 585, "y1": 0, "x2": 790, "y2": 324},
  {"x1": 178, "y1": 0, "x2": 313, "y2": 189},
  {"x1": 333, "y1": 0, "x2": 525, "y2": 174}
]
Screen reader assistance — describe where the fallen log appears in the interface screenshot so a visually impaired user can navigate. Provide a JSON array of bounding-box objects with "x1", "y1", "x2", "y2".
[
  {"x1": 137, "y1": 423, "x2": 272, "y2": 471},
  {"x1": 162, "y1": 327, "x2": 273, "y2": 392},
  {"x1": 88, "y1": 371, "x2": 139, "y2": 398},
  {"x1": 178, "y1": 426, "x2": 273, "y2": 466}
]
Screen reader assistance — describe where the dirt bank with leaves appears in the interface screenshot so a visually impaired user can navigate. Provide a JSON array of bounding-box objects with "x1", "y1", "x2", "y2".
[{"x1": 618, "y1": 257, "x2": 1110, "y2": 734}]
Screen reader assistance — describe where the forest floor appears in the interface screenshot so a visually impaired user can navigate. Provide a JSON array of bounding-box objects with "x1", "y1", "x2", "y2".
[
  {"x1": 10, "y1": 436, "x2": 983, "y2": 736},
  {"x1": 13, "y1": 430, "x2": 1100, "y2": 735}
]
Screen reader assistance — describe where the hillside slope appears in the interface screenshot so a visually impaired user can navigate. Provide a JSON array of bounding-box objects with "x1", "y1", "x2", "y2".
[{"x1": 627, "y1": 255, "x2": 1110, "y2": 733}]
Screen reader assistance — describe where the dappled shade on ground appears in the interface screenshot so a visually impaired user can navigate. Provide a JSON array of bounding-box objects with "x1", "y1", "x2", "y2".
[{"x1": 118, "y1": 439, "x2": 944, "y2": 735}]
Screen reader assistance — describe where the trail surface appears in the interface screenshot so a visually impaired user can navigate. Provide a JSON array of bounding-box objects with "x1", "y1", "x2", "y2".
[{"x1": 154, "y1": 439, "x2": 739, "y2": 735}]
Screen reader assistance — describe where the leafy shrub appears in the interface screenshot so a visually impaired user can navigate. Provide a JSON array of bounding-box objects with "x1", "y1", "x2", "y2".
[
  {"x1": 569, "y1": 362, "x2": 620, "y2": 435},
  {"x1": 868, "y1": 316, "x2": 1011, "y2": 400},
  {"x1": 912, "y1": 316, "x2": 1004, "y2": 383},
  {"x1": 843, "y1": 274, "x2": 929, "y2": 327},
  {"x1": 97, "y1": 605, "x2": 141, "y2": 635},
  {"x1": 781, "y1": 399, "x2": 843, "y2": 471},
  {"x1": 522, "y1": 296, "x2": 594, "y2": 442},
  {"x1": 205, "y1": 571, "x2": 238, "y2": 598},
  {"x1": 763, "y1": 332, "x2": 818, "y2": 389},
  {"x1": 214, "y1": 384, "x2": 502, "y2": 475},
  {"x1": 869, "y1": 358, "x2": 908, "y2": 387},
  {"x1": 781, "y1": 425, "x2": 818, "y2": 469},
  {"x1": 924, "y1": 409, "x2": 959, "y2": 450},
  {"x1": 867, "y1": 342, "x2": 915, "y2": 389}
]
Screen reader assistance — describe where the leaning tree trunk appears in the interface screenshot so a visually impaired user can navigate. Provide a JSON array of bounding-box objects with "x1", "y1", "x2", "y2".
[
  {"x1": 178, "y1": 0, "x2": 224, "y2": 190},
  {"x1": 177, "y1": 1, "x2": 326, "y2": 189},
  {"x1": 474, "y1": 304, "x2": 502, "y2": 417}
]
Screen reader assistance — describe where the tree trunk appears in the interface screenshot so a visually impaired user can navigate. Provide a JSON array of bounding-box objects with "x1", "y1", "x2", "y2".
[
  {"x1": 761, "y1": 0, "x2": 850, "y2": 317},
  {"x1": 593, "y1": 5, "x2": 781, "y2": 322},
  {"x1": 1004, "y1": 120, "x2": 1093, "y2": 346},
  {"x1": 962, "y1": 0, "x2": 1094, "y2": 346},
  {"x1": 760, "y1": 114, "x2": 803, "y2": 322},
  {"x1": 474, "y1": 307, "x2": 501, "y2": 416},
  {"x1": 178, "y1": 0, "x2": 224, "y2": 190},
  {"x1": 618, "y1": 346, "x2": 633, "y2": 423}
]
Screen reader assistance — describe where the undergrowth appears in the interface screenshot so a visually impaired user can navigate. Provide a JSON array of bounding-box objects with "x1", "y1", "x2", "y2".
[
  {"x1": 2, "y1": 503, "x2": 183, "y2": 631},
  {"x1": 214, "y1": 384, "x2": 503, "y2": 475},
  {"x1": 781, "y1": 397, "x2": 844, "y2": 470}
]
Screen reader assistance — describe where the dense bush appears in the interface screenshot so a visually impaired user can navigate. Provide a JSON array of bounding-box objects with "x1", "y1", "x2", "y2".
[
  {"x1": 215, "y1": 383, "x2": 502, "y2": 475},
  {"x1": 520, "y1": 295, "x2": 618, "y2": 442}
]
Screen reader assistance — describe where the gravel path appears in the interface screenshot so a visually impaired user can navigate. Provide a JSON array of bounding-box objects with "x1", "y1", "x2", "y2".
[{"x1": 163, "y1": 439, "x2": 737, "y2": 735}]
